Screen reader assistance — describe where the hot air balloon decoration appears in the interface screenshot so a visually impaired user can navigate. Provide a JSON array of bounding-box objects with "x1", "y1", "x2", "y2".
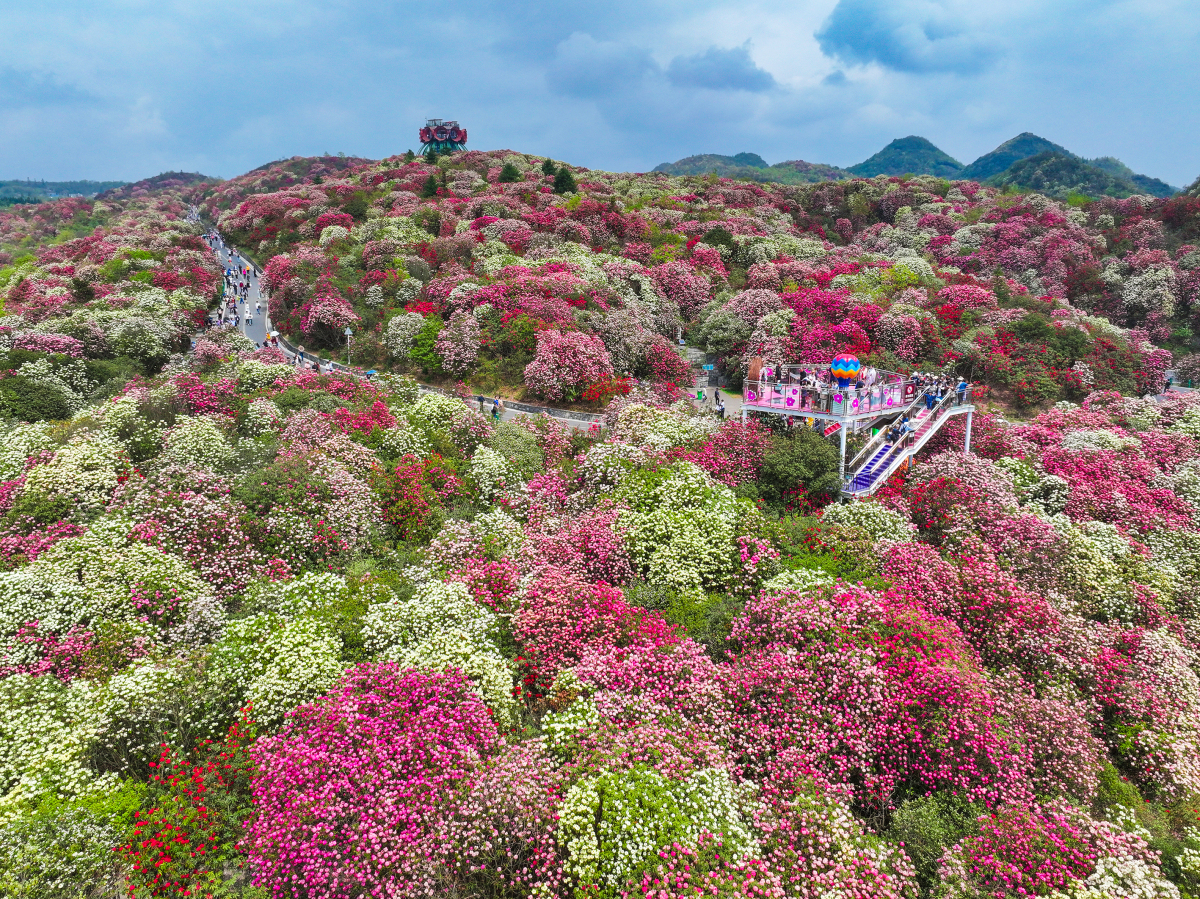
[
  {"x1": 829, "y1": 354, "x2": 861, "y2": 387},
  {"x1": 419, "y1": 119, "x2": 467, "y2": 156}
]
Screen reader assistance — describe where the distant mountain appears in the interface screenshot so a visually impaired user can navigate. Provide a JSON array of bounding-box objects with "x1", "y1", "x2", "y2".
[
  {"x1": 653, "y1": 153, "x2": 847, "y2": 184},
  {"x1": 846, "y1": 136, "x2": 963, "y2": 178},
  {"x1": 985, "y1": 152, "x2": 1149, "y2": 199},
  {"x1": 98, "y1": 171, "x2": 218, "y2": 200},
  {"x1": 1086, "y1": 157, "x2": 1178, "y2": 198},
  {"x1": 959, "y1": 133, "x2": 1071, "y2": 181},
  {"x1": 0, "y1": 179, "x2": 127, "y2": 205}
]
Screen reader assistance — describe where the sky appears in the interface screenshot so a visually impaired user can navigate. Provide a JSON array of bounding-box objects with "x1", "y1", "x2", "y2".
[{"x1": 1, "y1": 0, "x2": 1197, "y2": 188}]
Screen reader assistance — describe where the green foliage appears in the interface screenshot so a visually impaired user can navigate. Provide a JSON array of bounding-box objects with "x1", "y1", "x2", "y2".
[
  {"x1": 757, "y1": 430, "x2": 841, "y2": 511},
  {"x1": 419, "y1": 174, "x2": 439, "y2": 199},
  {"x1": 408, "y1": 315, "x2": 444, "y2": 377},
  {"x1": 5, "y1": 488, "x2": 75, "y2": 526},
  {"x1": 625, "y1": 581, "x2": 744, "y2": 659},
  {"x1": 497, "y1": 163, "x2": 522, "y2": 183},
  {"x1": 488, "y1": 421, "x2": 544, "y2": 477},
  {"x1": 0, "y1": 779, "x2": 145, "y2": 897},
  {"x1": 342, "y1": 191, "x2": 369, "y2": 220},
  {"x1": 553, "y1": 168, "x2": 578, "y2": 195},
  {"x1": 886, "y1": 792, "x2": 983, "y2": 896},
  {"x1": 0, "y1": 376, "x2": 71, "y2": 422},
  {"x1": 541, "y1": 158, "x2": 558, "y2": 176},
  {"x1": 772, "y1": 516, "x2": 888, "y2": 588}
]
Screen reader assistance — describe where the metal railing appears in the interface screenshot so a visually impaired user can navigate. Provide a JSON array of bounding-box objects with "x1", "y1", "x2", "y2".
[{"x1": 744, "y1": 379, "x2": 913, "y2": 418}]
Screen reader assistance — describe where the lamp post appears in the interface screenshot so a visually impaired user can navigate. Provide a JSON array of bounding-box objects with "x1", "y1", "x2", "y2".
[{"x1": 344, "y1": 327, "x2": 353, "y2": 367}]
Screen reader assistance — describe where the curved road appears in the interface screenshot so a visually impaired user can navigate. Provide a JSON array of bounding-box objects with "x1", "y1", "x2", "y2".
[{"x1": 205, "y1": 233, "x2": 272, "y2": 350}]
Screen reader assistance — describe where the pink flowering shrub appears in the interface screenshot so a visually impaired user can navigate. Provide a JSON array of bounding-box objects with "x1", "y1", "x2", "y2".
[
  {"x1": 246, "y1": 664, "x2": 500, "y2": 898},
  {"x1": 725, "y1": 584, "x2": 1033, "y2": 811},
  {"x1": 523, "y1": 506, "x2": 633, "y2": 585},
  {"x1": 514, "y1": 566, "x2": 678, "y2": 695},
  {"x1": 435, "y1": 309, "x2": 482, "y2": 376},
  {"x1": 523, "y1": 330, "x2": 614, "y2": 402},
  {"x1": 937, "y1": 801, "x2": 1163, "y2": 898}
]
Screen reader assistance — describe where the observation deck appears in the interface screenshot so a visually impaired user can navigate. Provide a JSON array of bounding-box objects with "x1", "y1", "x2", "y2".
[{"x1": 739, "y1": 362, "x2": 975, "y2": 498}]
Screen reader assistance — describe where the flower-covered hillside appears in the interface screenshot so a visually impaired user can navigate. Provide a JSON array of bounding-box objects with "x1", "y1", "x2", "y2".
[
  {"x1": 1, "y1": 332, "x2": 1200, "y2": 895},
  {"x1": 4, "y1": 155, "x2": 1200, "y2": 897},
  {"x1": 190, "y1": 150, "x2": 1195, "y2": 408},
  {"x1": 0, "y1": 194, "x2": 221, "y2": 421}
]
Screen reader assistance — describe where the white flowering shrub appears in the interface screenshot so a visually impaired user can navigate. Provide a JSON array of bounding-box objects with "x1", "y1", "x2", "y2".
[
  {"x1": 237, "y1": 360, "x2": 292, "y2": 391},
  {"x1": 383, "y1": 312, "x2": 427, "y2": 360},
  {"x1": 242, "y1": 570, "x2": 352, "y2": 618},
  {"x1": 0, "y1": 422, "x2": 54, "y2": 480},
  {"x1": 578, "y1": 443, "x2": 649, "y2": 494},
  {"x1": 611, "y1": 403, "x2": 716, "y2": 451},
  {"x1": 318, "y1": 224, "x2": 350, "y2": 247},
  {"x1": 205, "y1": 612, "x2": 343, "y2": 729},
  {"x1": 1172, "y1": 407, "x2": 1200, "y2": 441},
  {"x1": 19, "y1": 434, "x2": 125, "y2": 516},
  {"x1": 822, "y1": 501, "x2": 916, "y2": 546},
  {"x1": 761, "y1": 568, "x2": 836, "y2": 595},
  {"x1": 0, "y1": 675, "x2": 106, "y2": 812},
  {"x1": 380, "y1": 419, "x2": 432, "y2": 460},
  {"x1": 542, "y1": 695, "x2": 601, "y2": 758},
  {"x1": 1053, "y1": 518, "x2": 1171, "y2": 621},
  {"x1": 89, "y1": 656, "x2": 210, "y2": 772},
  {"x1": 14, "y1": 358, "x2": 92, "y2": 413},
  {"x1": 0, "y1": 517, "x2": 212, "y2": 652},
  {"x1": 1052, "y1": 855, "x2": 1182, "y2": 899},
  {"x1": 558, "y1": 766, "x2": 754, "y2": 896},
  {"x1": 470, "y1": 446, "x2": 515, "y2": 502},
  {"x1": 161, "y1": 415, "x2": 236, "y2": 471},
  {"x1": 1060, "y1": 429, "x2": 1140, "y2": 453},
  {"x1": 406, "y1": 392, "x2": 472, "y2": 435},
  {"x1": 616, "y1": 462, "x2": 747, "y2": 592},
  {"x1": 362, "y1": 580, "x2": 515, "y2": 722},
  {"x1": 242, "y1": 397, "x2": 282, "y2": 436}
]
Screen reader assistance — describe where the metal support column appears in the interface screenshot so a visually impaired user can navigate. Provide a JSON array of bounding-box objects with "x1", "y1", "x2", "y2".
[
  {"x1": 839, "y1": 423, "x2": 848, "y2": 480},
  {"x1": 964, "y1": 409, "x2": 973, "y2": 455}
]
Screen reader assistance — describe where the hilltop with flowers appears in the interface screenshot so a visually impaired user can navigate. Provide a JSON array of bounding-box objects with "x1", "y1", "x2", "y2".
[{"x1": 2, "y1": 148, "x2": 1200, "y2": 896}]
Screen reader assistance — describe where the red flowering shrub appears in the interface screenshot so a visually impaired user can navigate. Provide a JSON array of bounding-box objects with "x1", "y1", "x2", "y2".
[{"x1": 245, "y1": 665, "x2": 500, "y2": 898}]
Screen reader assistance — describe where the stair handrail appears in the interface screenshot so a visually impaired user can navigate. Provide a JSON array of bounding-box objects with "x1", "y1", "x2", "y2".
[
  {"x1": 843, "y1": 386, "x2": 973, "y2": 495},
  {"x1": 845, "y1": 385, "x2": 934, "y2": 472}
]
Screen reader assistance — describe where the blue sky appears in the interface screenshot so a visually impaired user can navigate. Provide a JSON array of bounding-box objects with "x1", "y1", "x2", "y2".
[{"x1": 1, "y1": 0, "x2": 1197, "y2": 187}]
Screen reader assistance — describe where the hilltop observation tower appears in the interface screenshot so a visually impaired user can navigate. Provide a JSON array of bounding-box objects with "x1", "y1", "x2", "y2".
[{"x1": 419, "y1": 119, "x2": 467, "y2": 156}]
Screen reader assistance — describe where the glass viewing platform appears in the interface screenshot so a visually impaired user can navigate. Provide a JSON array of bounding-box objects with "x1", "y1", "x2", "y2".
[{"x1": 742, "y1": 363, "x2": 915, "y2": 422}]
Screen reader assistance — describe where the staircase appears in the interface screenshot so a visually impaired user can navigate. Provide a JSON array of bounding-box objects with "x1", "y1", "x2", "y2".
[{"x1": 842, "y1": 386, "x2": 973, "y2": 497}]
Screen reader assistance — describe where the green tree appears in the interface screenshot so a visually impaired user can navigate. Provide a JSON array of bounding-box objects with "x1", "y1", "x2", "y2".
[
  {"x1": 758, "y1": 430, "x2": 840, "y2": 511},
  {"x1": 408, "y1": 315, "x2": 444, "y2": 377},
  {"x1": 342, "y1": 191, "x2": 369, "y2": 220},
  {"x1": 419, "y1": 174, "x2": 439, "y2": 199},
  {"x1": 541, "y1": 158, "x2": 558, "y2": 176},
  {"x1": 553, "y1": 168, "x2": 578, "y2": 195},
  {"x1": 497, "y1": 163, "x2": 522, "y2": 183}
]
